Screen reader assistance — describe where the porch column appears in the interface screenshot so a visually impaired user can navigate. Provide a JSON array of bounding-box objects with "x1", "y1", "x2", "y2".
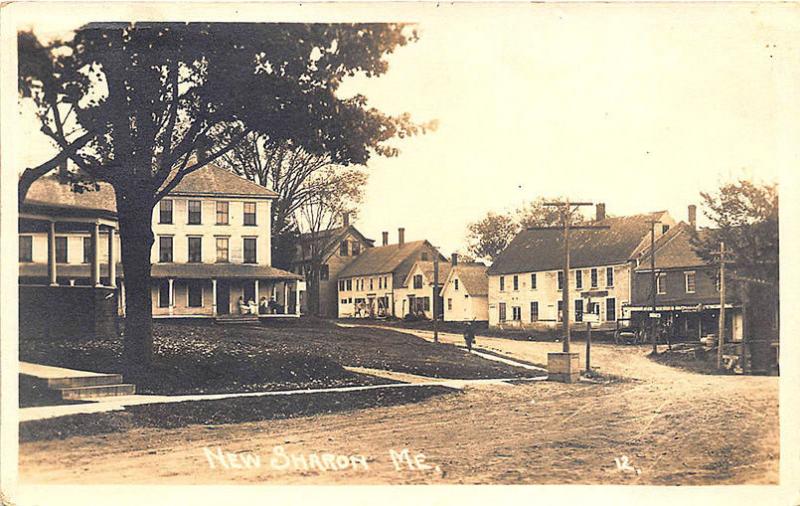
[
  {"x1": 212, "y1": 279, "x2": 217, "y2": 316},
  {"x1": 254, "y1": 279, "x2": 259, "y2": 302},
  {"x1": 295, "y1": 279, "x2": 301, "y2": 315},
  {"x1": 120, "y1": 280, "x2": 126, "y2": 317},
  {"x1": 107, "y1": 226, "x2": 117, "y2": 288},
  {"x1": 47, "y1": 221, "x2": 57, "y2": 286},
  {"x1": 91, "y1": 222, "x2": 101, "y2": 287},
  {"x1": 168, "y1": 278, "x2": 174, "y2": 316},
  {"x1": 284, "y1": 281, "x2": 289, "y2": 315}
]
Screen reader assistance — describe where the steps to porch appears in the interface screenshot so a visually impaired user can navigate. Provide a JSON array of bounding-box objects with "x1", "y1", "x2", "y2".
[
  {"x1": 20, "y1": 362, "x2": 136, "y2": 401},
  {"x1": 215, "y1": 314, "x2": 260, "y2": 324}
]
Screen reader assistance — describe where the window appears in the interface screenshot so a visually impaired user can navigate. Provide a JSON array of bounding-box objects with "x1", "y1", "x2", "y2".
[
  {"x1": 243, "y1": 202, "x2": 257, "y2": 226},
  {"x1": 685, "y1": 271, "x2": 696, "y2": 293},
  {"x1": 159, "y1": 199, "x2": 173, "y2": 224},
  {"x1": 216, "y1": 237, "x2": 229, "y2": 263},
  {"x1": 512, "y1": 306, "x2": 522, "y2": 321},
  {"x1": 188, "y1": 237, "x2": 202, "y2": 263},
  {"x1": 557, "y1": 271, "x2": 564, "y2": 290},
  {"x1": 575, "y1": 270, "x2": 583, "y2": 289},
  {"x1": 657, "y1": 272, "x2": 666, "y2": 294},
  {"x1": 455, "y1": 278, "x2": 459, "y2": 290},
  {"x1": 243, "y1": 238, "x2": 257, "y2": 264},
  {"x1": 82, "y1": 237, "x2": 92, "y2": 264},
  {"x1": 413, "y1": 274, "x2": 423, "y2": 289},
  {"x1": 55, "y1": 237, "x2": 68, "y2": 263},
  {"x1": 421, "y1": 252, "x2": 429, "y2": 261},
  {"x1": 447, "y1": 298, "x2": 453, "y2": 310},
  {"x1": 513, "y1": 275, "x2": 519, "y2": 291},
  {"x1": 159, "y1": 236, "x2": 173, "y2": 262},
  {"x1": 188, "y1": 200, "x2": 202, "y2": 225},
  {"x1": 187, "y1": 281, "x2": 203, "y2": 307},
  {"x1": 606, "y1": 267, "x2": 614, "y2": 287},
  {"x1": 320, "y1": 265, "x2": 329, "y2": 281},
  {"x1": 557, "y1": 300, "x2": 563, "y2": 322},
  {"x1": 530, "y1": 273, "x2": 537, "y2": 290},
  {"x1": 19, "y1": 235, "x2": 32, "y2": 262},
  {"x1": 346, "y1": 279, "x2": 352, "y2": 291},
  {"x1": 158, "y1": 280, "x2": 170, "y2": 308},
  {"x1": 500, "y1": 276, "x2": 505, "y2": 291},
  {"x1": 369, "y1": 278, "x2": 373, "y2": 290},
  {"x1": 575, "y1": 299, "x2": 584, "y2": 322},
  {"x1": 530, "y1": 301, "x2": 539, "y2": 321},
  {"x1": 587, "y1": 301, "x2": 600, "y2": 317},
  {"x1": 606, "y1": 297, "x2": 616, "y2": 321},
  {"x1": 216, "y1": 201, "x2": 229, "y2": 225},
  {"x1": 423, "y1": 297, "x2": 430, "y2": 311},
  {"x1": 352, "y1": 243, "x2": 361, "y2": 256},
  {"x1": 590, "y1": 268, "x2": 598, "y2": 288},
  {"x1": 340, "y1": 241, "x2": 349, "y2": 256},
  {"x1": 339, "y1": 280, "x2": 346, "y2": 291},
  {"x1": 498, "y1": 302, "x2": 507, "y2": 322},
  {"x1": 662, "y1": 224, "x2": 670, "y2": 234}
]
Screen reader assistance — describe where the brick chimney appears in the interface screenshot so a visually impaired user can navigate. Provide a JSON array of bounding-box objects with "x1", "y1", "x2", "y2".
[
  {"x1": 382, "y1": 231, "x2": 389, "y2": 246},
  {"x1": 595, "y1": 203, "x2": 606, "y2": 222},
  {"x1": 688, "y1": 204, "x2": 697, "y2": 230},
  {"x1": 342, "y1": 212, "x2": 350, "y2": 227},
  {"x1": 398, "y1": 227, "x2": 405, "y2": 246},
  {"x1": 451, "y1": 253, "x2": 459, "y2": 266}
]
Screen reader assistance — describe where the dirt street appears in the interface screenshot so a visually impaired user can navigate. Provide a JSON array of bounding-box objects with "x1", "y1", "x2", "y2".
[{"x1": 19, "y1": 329, "x2": 778, "y2": 485}]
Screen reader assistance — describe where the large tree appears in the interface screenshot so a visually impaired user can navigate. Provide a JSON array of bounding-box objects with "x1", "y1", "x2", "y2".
[
  {"x1": 691, "y1": 180, "x2": 779, "y2": 363},
  {"x1": 18, "y1": 22, "x2": 422, "y2": 372}
]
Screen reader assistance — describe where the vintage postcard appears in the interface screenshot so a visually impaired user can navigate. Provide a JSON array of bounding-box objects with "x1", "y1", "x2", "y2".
[{"x1": 1, "y1": 1, "x2": 798, "y2": 505}]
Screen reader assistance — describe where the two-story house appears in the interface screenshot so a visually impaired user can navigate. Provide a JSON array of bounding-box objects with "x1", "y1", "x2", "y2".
[
  {"x1": 289, "y1": 215, "x2": 374, "y2": 317},
  {"x1": 19, "y1": 164, "x2": 302, "y2": 338},
  {"x1": 486, "y1": 204, "x2": 675, "y2": 330},
  {"x1": 336, "y1": 228, "x2": 444, "y2": 318},
  {"x1": 628, "y1": 216, "x2": 743, "y2": 342}
]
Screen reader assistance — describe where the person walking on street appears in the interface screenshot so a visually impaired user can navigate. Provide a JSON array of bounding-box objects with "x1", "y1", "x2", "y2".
[{"x1": 463, "y1": 321, "x2": 475, "y2": 352}]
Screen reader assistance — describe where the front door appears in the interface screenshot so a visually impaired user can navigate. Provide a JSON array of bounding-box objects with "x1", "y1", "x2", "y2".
[{"x1": 216, "y1": 280, "x2": 230, "y2": 315}]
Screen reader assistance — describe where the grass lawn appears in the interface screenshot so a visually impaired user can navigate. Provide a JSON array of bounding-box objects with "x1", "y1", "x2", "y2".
[{"x1": 20, "y1": 319, "x2": 538, "y2": 397}]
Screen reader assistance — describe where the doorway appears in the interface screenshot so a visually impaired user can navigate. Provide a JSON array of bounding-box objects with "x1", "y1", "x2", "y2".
[{"x1": 216, "y1": 280, "x2": 230, "y2": 315}]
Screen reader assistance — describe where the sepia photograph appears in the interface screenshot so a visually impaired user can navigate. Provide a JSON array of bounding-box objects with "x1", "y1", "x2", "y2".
[{"x1": 1, "y1": 1, "x2": 798, "y2": 504}]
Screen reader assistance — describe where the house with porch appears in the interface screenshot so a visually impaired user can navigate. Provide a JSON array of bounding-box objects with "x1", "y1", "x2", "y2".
[
  {"x1": 627, "y1": 216, "x2": 743, "y2": 342},
  {"x1": 393, "y1": 258, "x2": 451, "y2": 320},
  {"x1": 19, "y1": 164, "x2": 302, "y2": 338},
  {"x1": 289, "y1": 215, "x2": 374, "y2": 317},
  {"x1": 486, "y1": 204, "x2": 676, "y2": 330},
  {"x1": 440, "y1": 256, "x2": 489, "y2": 322},
  {"x1": 336, "y1": 228, "x2": 444, "y2": 318}
]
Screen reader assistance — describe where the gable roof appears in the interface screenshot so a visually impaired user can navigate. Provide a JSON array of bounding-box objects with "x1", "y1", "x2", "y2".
[
  {"x1": 402, "y1": 260, "x2": 452, "y2": 288},
  {"x1": 338, "y1": 240, "x2": 439, "y2": 279},
  {"x1": 487, "y1": 212, "x2": 668, "y2": 275},
  {"x1": 294, "y1": 225, "x2": 375, "y2": 263},
  {"x1": 443, "y1": 263, "x2": 489, "y2": 296},
  {"x1": 635, "y1": 222, "x2": 709, "y2": 270}
]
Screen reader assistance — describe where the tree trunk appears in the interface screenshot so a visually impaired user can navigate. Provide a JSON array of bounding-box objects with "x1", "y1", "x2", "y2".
[
  {"x1": 307, "y1": 264, "x2": 321, "y2": 317},
  {"x1": 116, "y1": 193, "x2": 156, "y2": 374}
]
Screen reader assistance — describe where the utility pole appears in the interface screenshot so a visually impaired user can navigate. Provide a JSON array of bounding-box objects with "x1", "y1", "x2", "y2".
[
  {"x1": 533, "y1": 201, "x2": 610, "y2": 353},
  {"x1": 717, "y1": 241, "x2": 726, "y2": 369},
  {"x1": 433, "y1": 252, "x2": 439, "y2": 343},
  {"x1": 647, "y1": 220, "x2": 660, "y2": 355}
]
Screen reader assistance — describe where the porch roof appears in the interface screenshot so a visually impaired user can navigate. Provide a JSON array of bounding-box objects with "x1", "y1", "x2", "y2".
[{"x1": 19, "y1": 262, "x2": 301, "y2": 281}]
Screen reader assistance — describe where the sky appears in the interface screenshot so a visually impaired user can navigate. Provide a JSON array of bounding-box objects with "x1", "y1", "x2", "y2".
[{"x1": 17, "y1": 3, "x2": 799, "y2": 257}]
